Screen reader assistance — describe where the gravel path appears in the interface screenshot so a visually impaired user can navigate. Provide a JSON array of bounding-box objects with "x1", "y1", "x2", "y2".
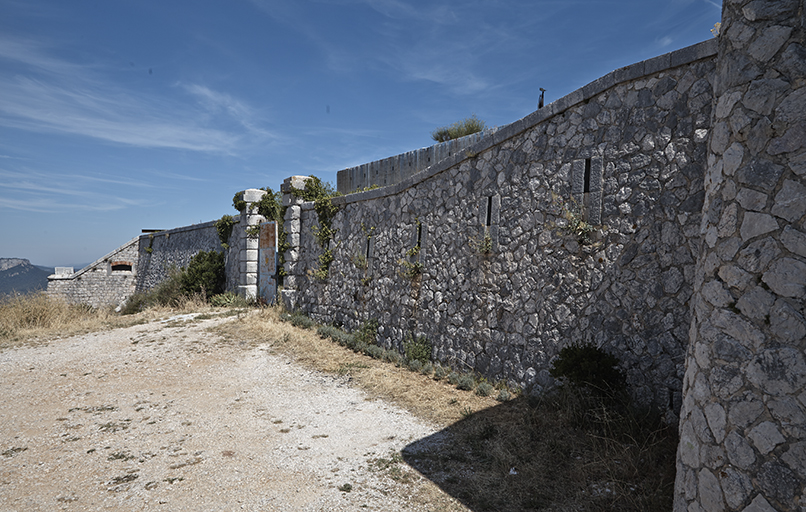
[{"x1": 0, "y1": 314, "x2": 453, "y2": 511}]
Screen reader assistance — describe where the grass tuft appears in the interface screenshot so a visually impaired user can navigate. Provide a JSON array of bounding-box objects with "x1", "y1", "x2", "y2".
[
  {"x1": 456, "y1": 373, "x2": 476, "y2": 391},
  {"x1": 475, "y1": 382, "x2": 494, "y2": 397}
]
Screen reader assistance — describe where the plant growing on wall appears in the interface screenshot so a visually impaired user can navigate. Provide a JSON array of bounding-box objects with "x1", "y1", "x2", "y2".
[
  {"x1": 403, "y1": 332, "x2": 431, "y2": 364},
  {"x1": 398, "y1": 219, "x2": 423, "y2": 280},
  {"x1": 398, "y1": 259, "x2": 423, "y2": 279},
  {"x1": 351, "y1": 252, "x2": 368, "y2": 270},
  {"x1": 232, "y1": 193, "x2": 247, "y2": 213},
  {"x1": 215, "y1": 215, "x2": 236, "y2": 249},
  {"x1": 431, "y1": 115, "x2": 486, "y2": 142},
  {"x1": 550, "y1": 192, "x2": 596, "y2": 246},
  {"x1": 289, "y1": 177, "x2": 341, "y2": 280},
  {"x1": 469, "y1": 227, "x2": 493, "y2": 255}
]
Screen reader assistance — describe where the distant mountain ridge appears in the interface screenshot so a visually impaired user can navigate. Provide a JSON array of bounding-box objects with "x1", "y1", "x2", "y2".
[{"x1": 0, "y1": 258, "x2": 54, "y2": 296}]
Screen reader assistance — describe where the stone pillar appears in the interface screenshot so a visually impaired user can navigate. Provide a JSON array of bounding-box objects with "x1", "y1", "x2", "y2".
[
  {"x1": 234, "y1": 188, "x2": 267, "y2": 299},
  {"x1": 675, "y1": 1, "x2": 806, "y2": 511},
  {"x1": 280, "y1": 176, "x2": 312, "y2": 310}
]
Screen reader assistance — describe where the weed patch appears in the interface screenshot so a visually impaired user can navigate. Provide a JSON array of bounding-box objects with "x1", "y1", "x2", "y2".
[{"x1": 403, "y1": 333, "x2": 430, "y2": 364}]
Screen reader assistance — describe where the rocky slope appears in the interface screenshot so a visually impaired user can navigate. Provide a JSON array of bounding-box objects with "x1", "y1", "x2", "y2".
[{"x1": 0, "y1": 258, "x2": 53, "y2": 295}]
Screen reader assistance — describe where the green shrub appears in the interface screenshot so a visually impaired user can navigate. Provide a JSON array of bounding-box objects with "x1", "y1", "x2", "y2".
[
  {"x1": 496, "y1": 389, "x2": 512, "y2": 402},
  {"x1": 476, "y1": 382, "x2": 494, "y2": 397},
  {"x1": 120, "y1": 292, "x2": 149, "y2": 315},
  {"x1": 151, "y1": 270, "x2": 184, "y2": 305},
  {"x1": 403, "y1": 333, "x2": 431, "y2": 363},
  {"x1": 354, "y1": 319, "x2": 378, "y2": 346},
  {"x1": 317, "y1": 325, "x2": 340, "y2": 339},
  {"x1": 434, "y1": 365, "x2": 448, "y2": 380},
  {"x1": 447, "y1": 372, "x2": 460, "y2": 385},
  {"x1": 421, "y1": 362, "x2": 433, "y2": 375},
  {"x1": 286, "y1": 311, "x2": 315, "y2": 330},
  {"x1": 179, "y1": 250, "x2": 225, "y2": 300},
  {"x1": 384, "y1": 350, "x2": 403, "y2": 366},
  {"x1": 366, "y1": 344, "x2": 384, "y2": 359},
  {"x1": 210, "y1": 292, "x2": 250, "y2": 308},
  {"x1": 120, "y1": 268, "x2": 185, "y2": 314},
  {"x1": 333, "y1": 331, "x2": 354, "y2": 347},
  {"x1": 549, "y1": 343, "x2": 626, "y2": 396},
  {"x1": 408, "y1": 359, "x2": 423, "y2": 372},
  {"x1": 431, "y1": 115, "x2": 486, "y2": 142},
  {"x1": 456, "y1": 373, "x2": 476, "y2": 391}
]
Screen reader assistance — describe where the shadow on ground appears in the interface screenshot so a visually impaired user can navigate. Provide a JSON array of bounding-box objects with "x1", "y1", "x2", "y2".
[{"x1": 402, "y1": 394, "x2": 677, "y2": 512}]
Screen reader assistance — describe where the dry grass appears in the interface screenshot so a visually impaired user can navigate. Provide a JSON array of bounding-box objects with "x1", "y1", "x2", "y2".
[
  {"x1": 219, "y1": 306, "x2": 679, "y2": 511},
  {"x1": 0, "y1": 292, "x2": 214, "y2": 350},
  {"x1": 217, "y1": 307, "x2": 497, "y2": 426}
]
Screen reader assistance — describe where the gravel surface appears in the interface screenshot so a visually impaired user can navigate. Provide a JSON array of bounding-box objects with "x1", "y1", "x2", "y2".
[{"x1": 0, "y1": 314, "x2": 455, "y2": 511}]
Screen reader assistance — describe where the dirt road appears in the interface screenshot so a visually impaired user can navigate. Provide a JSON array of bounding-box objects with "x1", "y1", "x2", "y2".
[{"x1": 0, "y1": 313, "x2": 456, "y2": 511}]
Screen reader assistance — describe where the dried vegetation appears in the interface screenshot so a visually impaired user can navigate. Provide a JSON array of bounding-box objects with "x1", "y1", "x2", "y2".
[{"x1": 220, "y1": 307, "x2": 679, "y2": 511}]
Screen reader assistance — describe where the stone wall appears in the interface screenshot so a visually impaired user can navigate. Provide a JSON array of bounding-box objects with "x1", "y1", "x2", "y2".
[
  {"x1": 283, "y1": 39, "x2": 719, "y2": 413},
  {"x1": 675, "y1": 0, "x2": 806, "y2": 510},
  {"x1": 135, "y1": 222, "x2": 221, "y2": 293},
  {"x1": 47, "y1": 190, "x2": 271, "y2": 308},
  {"x1": 47, "y1": 237, "x2": 140, "y2": 309}
]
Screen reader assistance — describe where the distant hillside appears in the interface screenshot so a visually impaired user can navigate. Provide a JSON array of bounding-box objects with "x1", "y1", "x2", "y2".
[{"x1": 0, "y1": 258, "x2": 54, "y2": 296}]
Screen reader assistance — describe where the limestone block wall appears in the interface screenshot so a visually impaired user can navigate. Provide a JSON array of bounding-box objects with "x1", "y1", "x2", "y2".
[
  {"x1": 135, "y1": 222, "x2": 221, "y2": 293},
  {"x1": 675, "y1": 1, "x2": 806, "y2": 510},
  {"x1": 284, "y1": 39, "x2": 718, "y2": 412},
  {"x1": 47, "y1": 237, "x2": 139, "y2": 309}
]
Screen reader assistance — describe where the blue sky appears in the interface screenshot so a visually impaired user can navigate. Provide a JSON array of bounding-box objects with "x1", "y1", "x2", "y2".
[{"x1": 0, "y1": 0, "x2": 721, "y2": 267}]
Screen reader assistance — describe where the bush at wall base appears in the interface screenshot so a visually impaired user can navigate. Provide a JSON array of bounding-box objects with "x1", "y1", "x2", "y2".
[
  {"x1": 549, "y1": 343, "x2": 626, "y2": 397},
  {"x1": 179, "y1": 250, "x2": 225, "y2": 300},
  {"x1": 120, "y1": 250, "x2": 225, "y2": 314}
]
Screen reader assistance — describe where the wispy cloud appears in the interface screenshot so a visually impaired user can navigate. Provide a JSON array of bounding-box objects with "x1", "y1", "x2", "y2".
[
  {"x1": 0, "y1": 37, "x2": 275, "y2": 154},
  {"x1": 0, "y1": 167, "x2": 155, "y2": 212}
]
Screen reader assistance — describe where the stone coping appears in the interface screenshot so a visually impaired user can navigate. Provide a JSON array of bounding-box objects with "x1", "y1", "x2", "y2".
[
  {"x1": 136, "y1": 220, "x2": 219, "y2": 242},
  {"x1": 306, "y1": 38, "x2": 717, "y2": 212}
]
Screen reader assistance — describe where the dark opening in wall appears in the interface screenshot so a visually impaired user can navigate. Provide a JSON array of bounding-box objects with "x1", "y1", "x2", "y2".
[
  {"x1": 584, "y1": 158, "x2": 592, "y2": 193},
  {"x1": 417, "y1": 222, "x2": 423, "y2": 248},
  {"x1": 486, "y1": 196, "x2": 493, "y2": 226},
  {"x1": 111, "y1": 261, "x2": 133, "y2": 272}
]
